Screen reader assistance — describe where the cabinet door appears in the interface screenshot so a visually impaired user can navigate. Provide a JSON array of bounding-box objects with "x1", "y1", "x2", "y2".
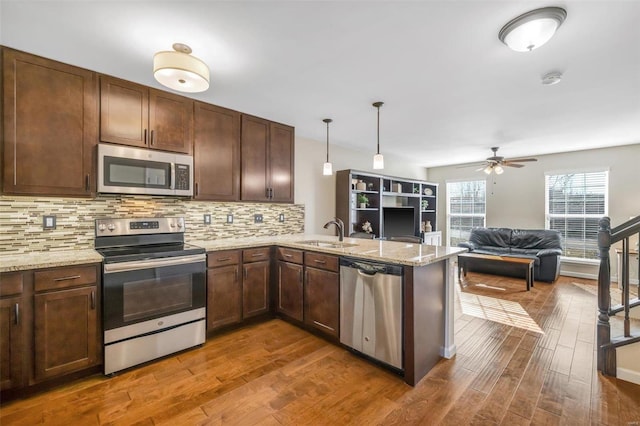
[
  {"x1": 269, "y1": 122, "x2": 295, "y2": 203},
  {"x1": 149, "y1": 89, "x2": 193, "y2": 154},
  {"x1": 99, "y1": 75, "x2": 148, "y2": 148},
  {"x1": 242, "y1": 261, "x2": 270, "y2": 319},
  {"x1": 3, "y1": 48, "x2": 97, "y2": 196},
  {"x1": 304, "y1": 267, "x2": 339, "y2": 338},
  {"x1": 194, "y1": 102, "x2": 240, "y2": 200},
  {"x1": 276, "y1": 261, "x2": 303, "y2": 322},
  {"x1": 0, "y1": 296, "x2": 24, "y2": 390},
  {"x1": 240, "y1": 115, "x2": 270, "y2": 202},
  {"x1": 34, "y1": 286, "x2": 99, "y2": 381},
  {"x1": 207, "y1": 264, "x2": 242, "y2": 331}
]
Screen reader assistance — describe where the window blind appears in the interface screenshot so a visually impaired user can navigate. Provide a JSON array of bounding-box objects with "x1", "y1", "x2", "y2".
[
  {"x1": 545, "y1": 171, "x2": 608, "y2": 260},
  {"x1": 447, "y1": 180, "x2": 486, "y2": 246}
]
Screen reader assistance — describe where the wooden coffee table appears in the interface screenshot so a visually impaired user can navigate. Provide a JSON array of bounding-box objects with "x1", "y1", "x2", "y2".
[{"x1": 457, "y1": 253, "x2": 535, "y2": 291}]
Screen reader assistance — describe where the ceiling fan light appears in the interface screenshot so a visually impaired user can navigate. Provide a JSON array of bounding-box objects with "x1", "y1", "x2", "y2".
[
  {"x1": 323, "y1": 162, "x2": 333, "y2": 176},
  {"x1": 499, "y1": 7, "x2": 567, "y2": 52},
  {"x1": 154, "y1": 43, "x2": 210, "y2": 93},
  {"x1": 484, "y1": 165, "x2": 493, "y2": 175},
  {"x1": 494, "y1": 165, "x2": 504, "y2": 175}
]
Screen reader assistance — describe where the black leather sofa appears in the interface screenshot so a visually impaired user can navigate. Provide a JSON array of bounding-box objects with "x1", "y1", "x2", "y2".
[{"x1": 457, "y1": 228, "x2": 563, "y2": 282}]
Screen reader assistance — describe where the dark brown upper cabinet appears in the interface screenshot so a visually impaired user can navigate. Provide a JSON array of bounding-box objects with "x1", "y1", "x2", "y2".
[
  {"x1": 193, "y1": 102, "x2": 241, "y2": 200},
  {"x1": 2, "y1": 48, "x2": 98, "y2": 197},
  {"x1": 100, "y1": 75, "x2": 193, "y2": 155},
  {"x1": 241, "y1": 115, "x2": 294, "y2": 203}
]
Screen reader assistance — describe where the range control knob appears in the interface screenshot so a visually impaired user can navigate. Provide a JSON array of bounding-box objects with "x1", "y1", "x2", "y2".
[
  {"x1": 169, "y1": 222, "x2": 175, "y2": 228},
  {"x1": 107, "y1": 223, "x2": 115, "y2": 232},
  {"x1": 98, "y1": 224, "x2": 106, "y2": 232},
  {"x1": 177, "y1": 221, "x2": 183, "y2": 229}
]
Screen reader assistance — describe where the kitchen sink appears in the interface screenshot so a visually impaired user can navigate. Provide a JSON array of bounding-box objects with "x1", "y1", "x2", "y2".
[{"x1": 296, "y1": 240, "x2": 359, "y2": 249}]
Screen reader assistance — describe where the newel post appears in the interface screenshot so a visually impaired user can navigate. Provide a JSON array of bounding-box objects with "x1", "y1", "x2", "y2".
[{"x1": 597, "y1": 216, "x2": 614, "y2": 375}]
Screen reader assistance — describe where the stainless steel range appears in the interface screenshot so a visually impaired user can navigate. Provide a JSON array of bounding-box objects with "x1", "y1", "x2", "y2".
[{"x1": 95, "y1": 217, "x2": 206, "y2": 375}]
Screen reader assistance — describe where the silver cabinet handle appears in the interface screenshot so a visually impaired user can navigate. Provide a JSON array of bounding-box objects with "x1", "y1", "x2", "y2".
[
  {"x1": 14, "y1": 303, "x2": 19, "y2": 325},
  {"x1": 53, "y1": 275, "x2": 81, "y2": 282},
  {"x1": 314, "y1": 259, "x2": 327, "y2": 265},
  {"x1": 91, "y1": 291, "x2": 96, "y2": 310}
]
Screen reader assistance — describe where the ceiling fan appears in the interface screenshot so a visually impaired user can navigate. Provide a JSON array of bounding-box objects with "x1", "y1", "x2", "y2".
[{"x1": 464, "y1": 147, "x2": 538, "y2": 175}]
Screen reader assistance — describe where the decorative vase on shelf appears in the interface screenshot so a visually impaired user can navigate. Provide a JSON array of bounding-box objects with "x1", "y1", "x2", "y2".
[
  {"x1": 423, "y1": 188, "x2": 433, "y2": 196},
  {"x1": 425, "y1": 220, "x2": 432, "y2": 232},
  {"x1": 356, "y1": 180, "x2": 367, "y2": 190}
]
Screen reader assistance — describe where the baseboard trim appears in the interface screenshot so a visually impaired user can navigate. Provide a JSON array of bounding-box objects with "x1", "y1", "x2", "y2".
[
  {"x1": 560, "y1": 271, "x2": 598, "y2": 280},
  {"x1": 617, "y1": 367, "x2": 640, "y2": 386}
]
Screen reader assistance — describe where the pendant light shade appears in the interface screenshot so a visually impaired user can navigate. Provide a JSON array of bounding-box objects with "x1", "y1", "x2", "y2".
[
  {"x1": 154, "y1": 43, "x2": 210, "y2": 93},
  {"x1": 322, "y1": 118, "x2": 333, "y2": 176},
  {"x1": 498, "y1": 7, "x2": 567, "y2": 52},
  {"x1": 372, "y1": 101, "x2": 384, "y2": 170}
]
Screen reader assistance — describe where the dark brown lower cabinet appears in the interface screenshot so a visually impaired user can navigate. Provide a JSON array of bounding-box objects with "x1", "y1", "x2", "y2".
[
  {"x1": 207, "y1": 264, "x2": 242, "y2": 331},
  {"x1": 304, "y1": 253, "x2": 339, "y2": 338},
  {"x1": 34, "y1": 285, "x2": 99, "y2": 381},
  {"x1": 276, "y1": 261, "x2": 303, "y2": 322},
  {"x1": 0, "y1": 293, "x2": 24, "y2": 391},
  {"x1": 242, "y1": 250, "x2": 270, "y2": 319}
]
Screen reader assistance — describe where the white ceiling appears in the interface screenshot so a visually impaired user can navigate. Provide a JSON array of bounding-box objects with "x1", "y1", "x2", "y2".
[{"x1": 1, "y1": 1, "x2": 639, "y2": 167}]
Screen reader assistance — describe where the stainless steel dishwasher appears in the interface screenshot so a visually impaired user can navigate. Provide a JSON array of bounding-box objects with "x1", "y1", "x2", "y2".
[{"x1": 339, "y1": 258, "x2": 403, "y2": 370}]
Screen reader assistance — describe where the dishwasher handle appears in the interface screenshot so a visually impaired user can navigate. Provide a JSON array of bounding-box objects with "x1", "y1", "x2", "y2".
[{"x1": 340, "y1": 257, "x2": 403, "y2": 276}]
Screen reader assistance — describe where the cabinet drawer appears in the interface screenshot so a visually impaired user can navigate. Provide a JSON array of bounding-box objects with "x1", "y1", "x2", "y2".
[
  {"x1": 207, "y1": 250, "x2": 241, "y2": 268},
  {"x1": 34, "y1": 265, "x2": 97, "y2": 292},
  {"x1": 0, "y1": 272, "x2": 23, "y2": 297},
  {"x1": 243, "y1": 247, "x2": 271, "y2": 263},
  {"x1": 276, "y1": 247, "x2": 303, "y2": 264},
  {"x1": 304, "y1": 252, "x2": 339, "y2": 272}
]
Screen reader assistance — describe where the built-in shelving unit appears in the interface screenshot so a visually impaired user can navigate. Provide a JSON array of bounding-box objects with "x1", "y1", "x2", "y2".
[{"x1": 336, "y1": 169, "x2": 439, "y2": 242}]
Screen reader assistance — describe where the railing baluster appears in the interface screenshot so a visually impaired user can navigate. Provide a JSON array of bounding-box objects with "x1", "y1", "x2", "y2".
[
  {"x1": 597, "y1": 217, "x2": 613, "y2": 375},
  {"x1": 622, "y1": 237, "x2": 630, "y2": 337}
]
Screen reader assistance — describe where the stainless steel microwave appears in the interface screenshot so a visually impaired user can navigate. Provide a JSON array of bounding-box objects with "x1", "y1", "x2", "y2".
[{"x1": 98, "y1": 144, "x2": 193, "y2": 196}]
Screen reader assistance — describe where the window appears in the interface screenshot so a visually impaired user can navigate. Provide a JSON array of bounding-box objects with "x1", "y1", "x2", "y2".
[
  {"x1": 447, "y1": 180, "x2": 486, "y2": 246},
  {"x1": 545, "y1": 170, "x2": 608, "y2": 260}
]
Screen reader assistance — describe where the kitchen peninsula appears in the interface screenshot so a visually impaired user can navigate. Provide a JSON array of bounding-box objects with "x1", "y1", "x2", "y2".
[{"x1": 0, "y1": 235, "x2": 465, "y2": 387}]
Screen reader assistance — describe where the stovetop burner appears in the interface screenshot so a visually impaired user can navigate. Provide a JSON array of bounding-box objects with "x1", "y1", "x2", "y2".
[{"x1": 97, "y1": 242, "x2": 205, "y2": 264}]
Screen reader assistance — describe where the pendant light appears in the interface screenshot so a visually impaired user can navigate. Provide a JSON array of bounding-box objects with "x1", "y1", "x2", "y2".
[
  {"x1": 372, "y1": 101, "x2": 384, "y2": 169},
  {"x1": 153, "y1": 43, "x2": 210, "y2": 93},
  {"x1": 498, "y1": 7, "x2": 567, "y2": 52},
  {"x1": 322, "y1": 118, "x2": 333, "y2": 175}
]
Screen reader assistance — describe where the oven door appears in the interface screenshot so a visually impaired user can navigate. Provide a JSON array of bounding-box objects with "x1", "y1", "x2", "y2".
[{"x1": 102, "y1": 254, "x2": 206, "y2": 332}]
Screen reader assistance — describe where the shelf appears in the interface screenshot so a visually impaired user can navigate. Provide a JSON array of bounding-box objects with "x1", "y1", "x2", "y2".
[
  {"x1": 421, "y1": 195, "x2": 436, "y2": 198},
  {"x1": 421, "y1": 210, "x2": 436, "y2": 213},
  {"x1": 382, "y1": 191, "x2": 420, "y2": 198},
  {"x1": 354, "y1": 207, "x2": 379, "y2": 211},
  {"x1": 353, "y1": 189, "x2": 379, "y2": 194}
]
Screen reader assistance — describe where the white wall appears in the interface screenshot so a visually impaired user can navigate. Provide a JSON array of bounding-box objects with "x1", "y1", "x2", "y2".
[
  {"x1": 426, "y1": 143, "x2": 640, "y2": 279},
  {"x1": 294, "y1": 136, "x2": 427, "y2": 234}
]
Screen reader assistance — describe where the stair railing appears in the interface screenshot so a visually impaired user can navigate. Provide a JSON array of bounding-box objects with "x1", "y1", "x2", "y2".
[{"x1": 597, "y1": 215, "x2": 640, "y2": 376}]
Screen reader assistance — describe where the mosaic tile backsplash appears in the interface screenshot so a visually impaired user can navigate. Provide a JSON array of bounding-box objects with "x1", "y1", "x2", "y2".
[{"x1": 0, "y1": 195, "x2": 305, "y2": 254}]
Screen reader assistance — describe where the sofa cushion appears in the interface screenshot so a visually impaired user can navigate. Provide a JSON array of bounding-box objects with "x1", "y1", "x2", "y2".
[
  {"x1": 469, "y1": 227, "x2": 512, "y2": 248},
  {"x1": 511, "y1": 229, "x2": 562, "y2": 250}
]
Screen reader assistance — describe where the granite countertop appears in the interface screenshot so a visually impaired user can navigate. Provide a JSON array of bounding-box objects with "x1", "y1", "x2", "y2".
[
  {"x1": 191, "y1": 233, "x2": 466, "y2": 267},
  {"x1": 0, "y1": 249, "x2": 104, "y2": 273},
  {"x1": 0, "y1": 234, "x2": 465, "y2": 273}
]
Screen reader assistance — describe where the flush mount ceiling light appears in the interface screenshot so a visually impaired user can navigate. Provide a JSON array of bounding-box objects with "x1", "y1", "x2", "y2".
[
  {"x1": 372, "y1": 101, "x2": 384, "y2": 170},
  {"x1": 153, "y1": 43, "x2": 210, "y2": 93},
  {"x1": 499, "y1": 7, "x2": 567, "y2": 52},
  {"x1": 322, "y1": 118, "x2": 333, "y2": 176}
]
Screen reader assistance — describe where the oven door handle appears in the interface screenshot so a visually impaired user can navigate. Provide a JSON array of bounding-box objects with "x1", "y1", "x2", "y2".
[
  {"x1": 170, "y1": 163, "x2": 176, "y2": 190},
  {"x1": 103, "y1": 254, "x2": 205, "y2": 274}
]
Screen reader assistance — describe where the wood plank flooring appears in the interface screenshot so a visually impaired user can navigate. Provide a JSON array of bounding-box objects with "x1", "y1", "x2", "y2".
[{"x1": 1, "y1": 273, "x2": 639, "y2": 425}]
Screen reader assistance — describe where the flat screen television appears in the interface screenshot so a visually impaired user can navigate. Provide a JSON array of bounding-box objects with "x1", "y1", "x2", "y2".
[{"x1": 383, "y1": 207, "x2": 415, "y2": 238}]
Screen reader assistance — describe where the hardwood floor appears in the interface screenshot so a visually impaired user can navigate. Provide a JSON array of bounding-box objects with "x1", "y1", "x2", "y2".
[{"x1": 2, "y1": 273, "x2": 639, "y2": 425}]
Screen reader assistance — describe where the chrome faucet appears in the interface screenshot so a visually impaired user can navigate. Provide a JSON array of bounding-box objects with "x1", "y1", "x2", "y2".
[{"x1": 323, "y1": 217, "x2": 345, "y2": 242}]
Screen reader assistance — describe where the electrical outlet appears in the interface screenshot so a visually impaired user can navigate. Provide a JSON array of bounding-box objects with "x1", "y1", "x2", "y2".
[
  {"x1": 278, "y1": 213, "x2": 285, "y2": 222},
  {"x1": 43, "y1": 215, "x2": 56, "y2": 230},
  {"x1": 203, "y1": 214, "x2": 211, "y2": 225},
  {"x1": 254, "y1": 214, "x2": 263, "y2": 224},
  {"x1": 226, "y1": 214, "x2": 234, "y2": 224}
]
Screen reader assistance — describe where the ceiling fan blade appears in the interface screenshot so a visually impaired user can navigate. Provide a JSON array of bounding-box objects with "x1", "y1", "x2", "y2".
[
  {"x1": 504, "y1": 158, "x2": 537, "y2": 163},
  {"x1": 475, "y1": 166, "x2": 487, "y2": 172},
  {"x1": 503, "y1": 163, "x2": 524, "y2": 168},
  {"x1": 456, "y1": 162, "x2": 487, "y2": 168}
]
